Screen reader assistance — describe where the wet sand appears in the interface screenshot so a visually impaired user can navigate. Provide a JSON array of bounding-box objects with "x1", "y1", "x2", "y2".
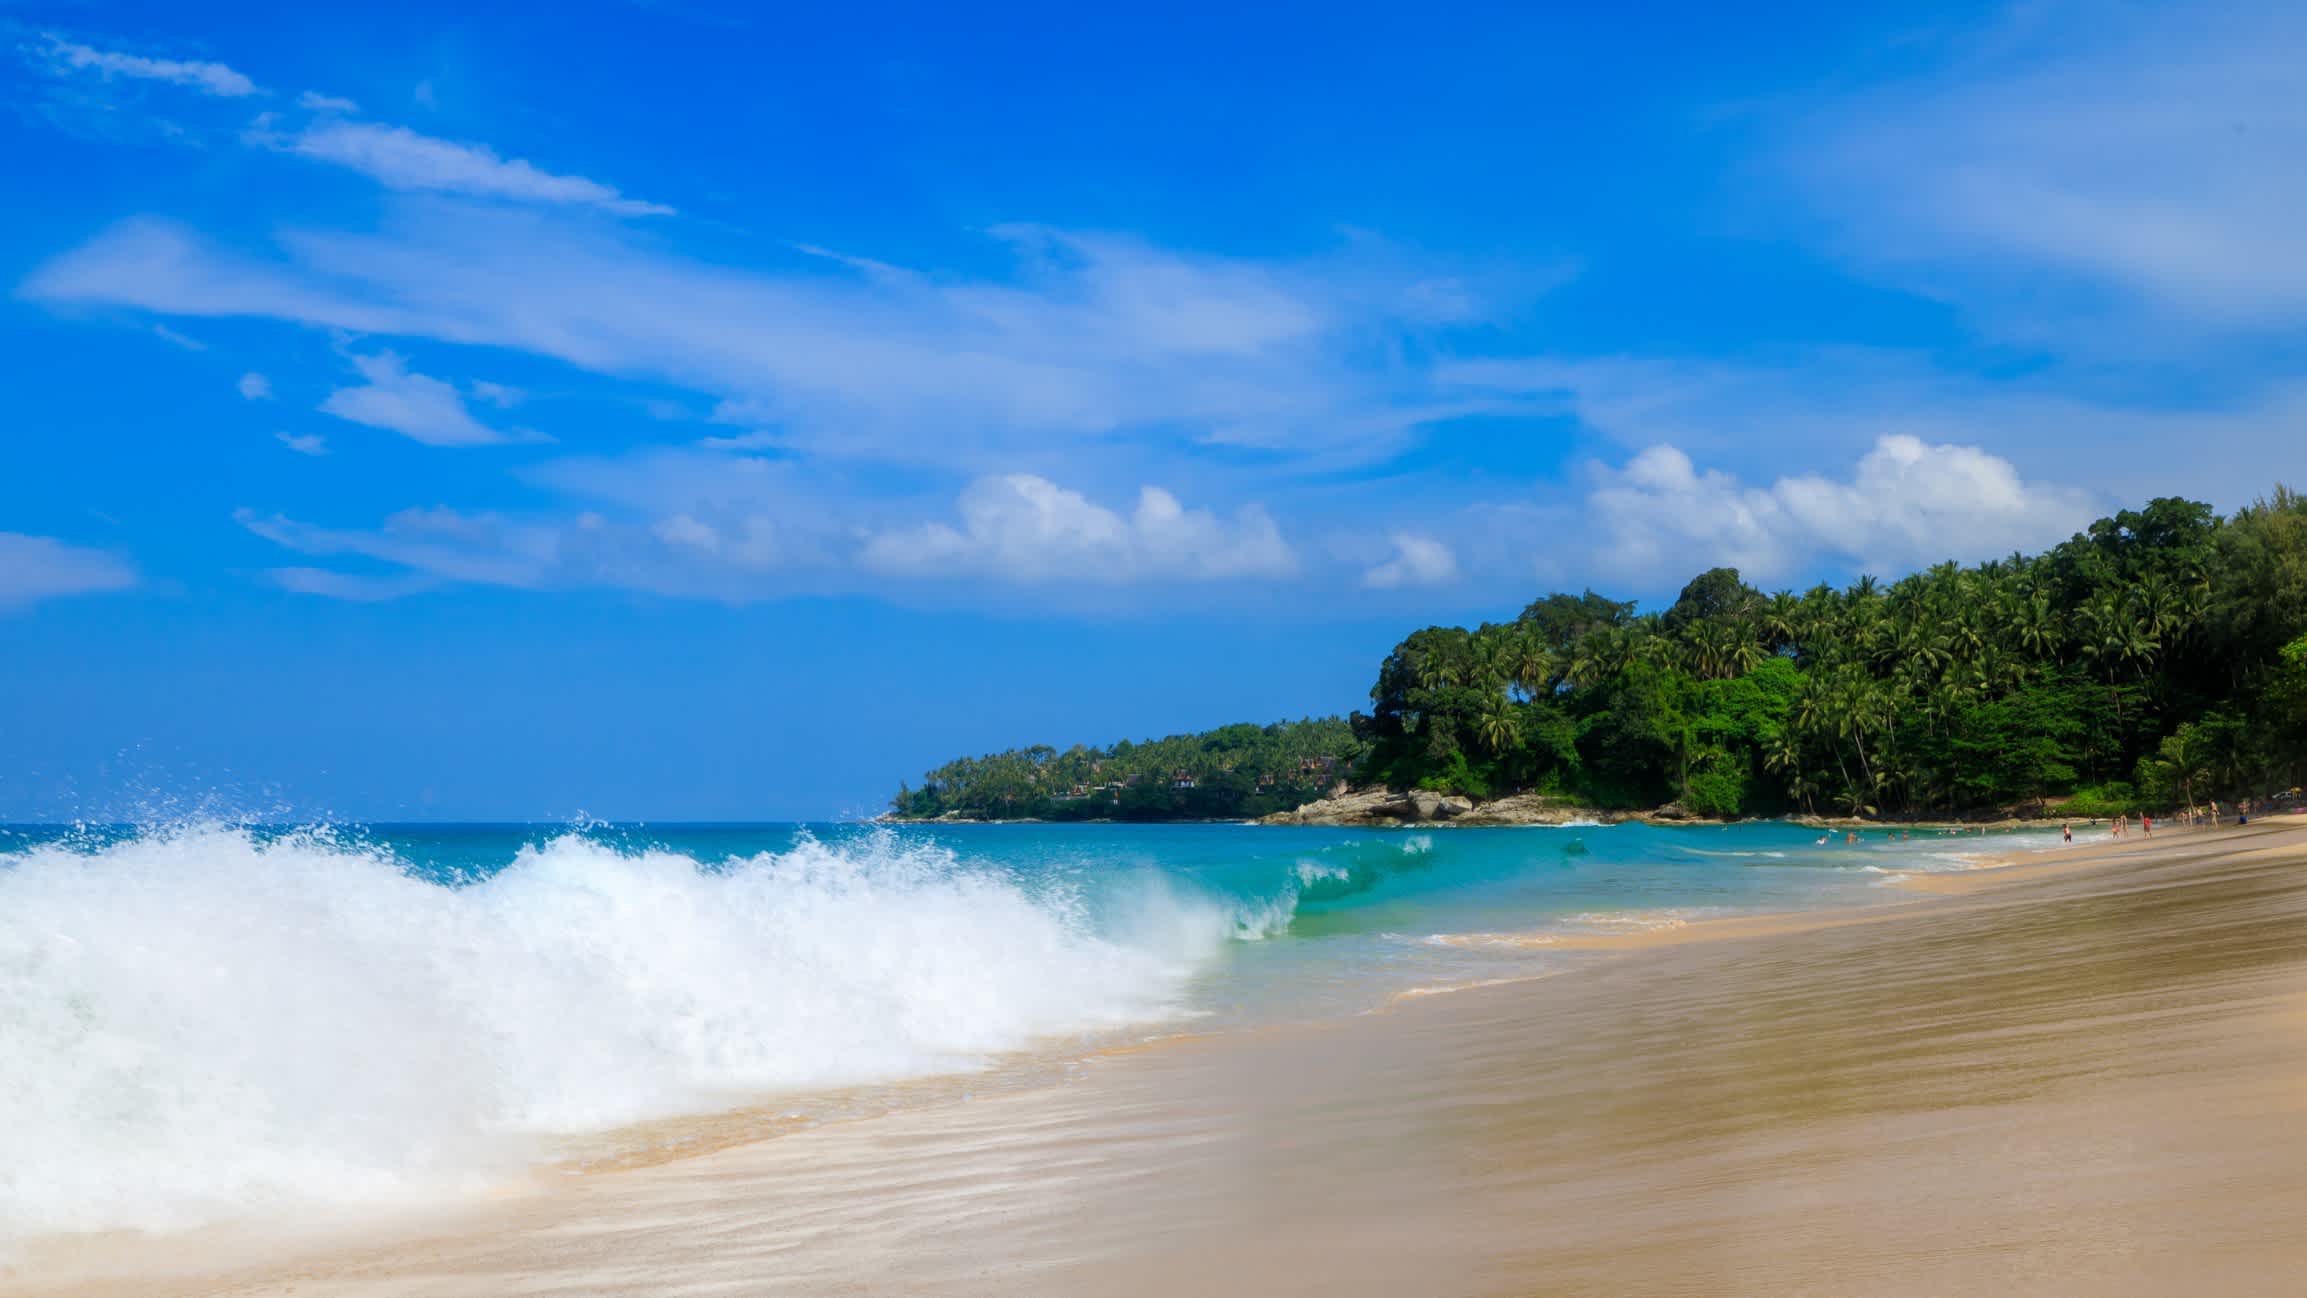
[{"x1": 27, "y1": 818, "x2": 2307, "y2": 1297}]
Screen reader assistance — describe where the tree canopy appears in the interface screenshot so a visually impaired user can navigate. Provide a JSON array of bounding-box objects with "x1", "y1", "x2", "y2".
[
  {"x1": 896, "y1": 487, "x2": 2307, "y2": 821},
  {"x1": 889, "y1": 718, "x2": 1363, "y2": 821},
  {"x1": 1354, "y1": 489, "x2": 2307, "y2": 817}
]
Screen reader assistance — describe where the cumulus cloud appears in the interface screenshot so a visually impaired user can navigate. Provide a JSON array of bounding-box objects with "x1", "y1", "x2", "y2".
[
  {"x1": 1362, "y1": 533, "x2": 1459, "y2": 589},
  {"x1": 861, "y1": 475, "x2": 1296, "y2": 583},
  {"x1": 237, "y1": 371, "x2": 271, "y2": 400},
  {"x1": 38, "y1": 37, "x2": 260, "y2": 98},
  {"x1": 318, "y1": 351, "x2": 518, "y2": 446},
  {"x1": 268, "y1": 122, "x2": 673, "y2": 216},
  {"x1": 1586, "y1": 435, "x2": 2098, "y2": 586},
  {"x1": 0, "y1": 533, "x2": 137, "y2": 608},
  {"x1": 1441, "y1": 350, "x2": 2307, "y2": 510}
]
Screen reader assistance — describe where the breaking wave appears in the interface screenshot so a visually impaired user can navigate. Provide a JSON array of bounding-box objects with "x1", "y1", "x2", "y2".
[{"x1": 0, "y1": 823, "x2": 1264, "y2": 1239}]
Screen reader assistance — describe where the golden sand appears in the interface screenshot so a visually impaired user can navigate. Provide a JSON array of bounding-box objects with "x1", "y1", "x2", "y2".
[{"x1": 25, "y1": 819, "x2": 2307, "y2": 1297}]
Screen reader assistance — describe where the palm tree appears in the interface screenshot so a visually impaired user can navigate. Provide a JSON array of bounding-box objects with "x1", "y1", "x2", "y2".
[
  {"x1": 2012, "y1": 593, "x2": 2059, "y2": 661},
  {"x1": 1507, "y1": 631, "x2": 1557, "y2": 702},
  {"x1": 1474, "y1": 700, "x2": 1521, "y2": 757},
  {"x1": 1763, "y1": 590, "x2": 1802, "y2": 655}
]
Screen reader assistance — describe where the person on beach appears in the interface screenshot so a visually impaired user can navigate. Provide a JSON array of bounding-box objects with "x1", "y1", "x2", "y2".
[
  {"x1": 2063, "y1": 822, "x2": 2072, "y2": 843},
  {"x1": 2143, "y1": 813, "x2": 2153, "y2": 836}
]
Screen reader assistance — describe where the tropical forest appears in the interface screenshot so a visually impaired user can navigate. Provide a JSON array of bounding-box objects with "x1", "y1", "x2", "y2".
[{"x1": 892, "y1": 489, "x2": 2307, "y2": 822}]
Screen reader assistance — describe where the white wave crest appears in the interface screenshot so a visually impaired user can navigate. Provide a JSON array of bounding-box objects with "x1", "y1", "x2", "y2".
[{"x1": 0, "y1": 825, "x2": 1245, "y2": 1240}]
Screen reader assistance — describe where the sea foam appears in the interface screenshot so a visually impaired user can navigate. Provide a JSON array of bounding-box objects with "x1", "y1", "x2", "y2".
[{"x1": 0, "y1": 824, "x2": 1250, "y2": 1240}]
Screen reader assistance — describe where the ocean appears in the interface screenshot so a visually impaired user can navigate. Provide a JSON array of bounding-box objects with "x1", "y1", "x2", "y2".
[{"x1": 0, "y1": 817, "x2": 2059, "y2": 1245}]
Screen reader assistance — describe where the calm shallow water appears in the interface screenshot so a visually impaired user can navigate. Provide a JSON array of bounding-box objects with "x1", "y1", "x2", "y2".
[{"x1": 0, "y1": 817, "x2": 2057, "y2": 1241}]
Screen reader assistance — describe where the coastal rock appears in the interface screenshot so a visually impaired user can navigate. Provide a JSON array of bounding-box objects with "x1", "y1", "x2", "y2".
[
  {"x1": 1262, "y1": 787, "x2": 1605, "y2": 828},
  {"x1": 1406, "y1": 790, "x2": 1473, "y2": 821}
]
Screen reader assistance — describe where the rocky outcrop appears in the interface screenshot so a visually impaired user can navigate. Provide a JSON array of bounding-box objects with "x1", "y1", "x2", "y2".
[{"x1": 1260, "y1": 787, "x2": 1609, "y2": 827}]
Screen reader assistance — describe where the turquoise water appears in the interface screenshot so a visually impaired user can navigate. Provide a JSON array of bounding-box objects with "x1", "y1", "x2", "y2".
[{"x1": 0, "y1": 818, "x2": 2057, "y2": 1240}]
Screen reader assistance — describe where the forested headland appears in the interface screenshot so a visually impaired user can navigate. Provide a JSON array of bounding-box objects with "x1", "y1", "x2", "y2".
[
  {"x1": 887, "y1": 718, "x2": 1365, "y2": 821},
  {"x1": 891, "y1": 489, "x2": 2307, "y2": 822}
]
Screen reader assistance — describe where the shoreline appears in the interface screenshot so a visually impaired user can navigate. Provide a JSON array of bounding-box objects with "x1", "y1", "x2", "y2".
[
  {"x1": 22, "y1": 817, "x2": 2307, "y2": 1296},
  {"x1": 886, "y1": 787, "x2": 2159, "y2": 831}
]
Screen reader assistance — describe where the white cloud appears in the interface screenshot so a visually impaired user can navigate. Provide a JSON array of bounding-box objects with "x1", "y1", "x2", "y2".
[
  {"x1": 39, "y1": 37, "x2": 260, "y2": 98},
  {"x1": 1586, "y1": 435, "x2": 2098, "y2": 586},
  {"x1": 467, "y1": 380, "x2": 523, "y2": 408},
  {"x1": 297, "y1": 91, "x2": 359, "y2": 114},
  {"x1": 237, "y1": 371, "x2": 271, "y2": 400},
  {"x1": 1797, "y1": 0, "x2": 2307, "y2": 328},
  {"x1": 318, "y1": 351, "x2": 517, "y2": 446},
  {"x1": 1362, "y1": 533, "x2": 1459, "y2": 589},
  {"x1": 696, "y1": 430, "x2": 781, "y2": 451},
  {"x1": 270, "y1": 122, "x2": 673, "y2": 216},
  {"x1": 862, "y1": 475, "x2": 1296, "y2": 584},
  {"x1": 1440, "y1": 350, "x2": 2307, "y2": 509},
  {"x1": 0, "y1": 533, "x2": 137, "y2": 608},
  {"x1": 238, "y1": 505, "x2": 556, "y2": 588},
  {"x1": 22, "y1": 215, "x2": 1499, "y2": 473},
  {"x1": 651, "y1": 513, "x2": 718, "y2": 552},
  {"x1": 275, "y1": 431, "x2": 327, "y2": 455},
  {"x1": 150, "y1": 324, "x2": 206, "y2": 351},
  {"x1": 266, "y1": 567, "x2": 429, "y2": 601},
  {"x1": 238, "y1": 497, "x2": 797, "y2": 601}
]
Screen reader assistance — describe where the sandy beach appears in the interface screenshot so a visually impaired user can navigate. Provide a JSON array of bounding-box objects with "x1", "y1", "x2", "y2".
[{"x1": 24, "y1": 817, "x2": 2307, "y2": 1297}]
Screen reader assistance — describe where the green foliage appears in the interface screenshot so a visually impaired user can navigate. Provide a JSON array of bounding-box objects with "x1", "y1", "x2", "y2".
[
  {"x1": 1415, "y1": 751, "x2": 1495, "y2": 801},
  {"x1": 2049, "y1": 782, "x2": 2141, "y2": 819},
  {"x1": 888, "y1": 718, "x2": 1364, "y2": 821},
  {"x1": 1349, "y1": 486, "x2": 2307, "y2": 815},
  {"x1": 899, "y1": 484, "x2": 2307, "y2": 821}
]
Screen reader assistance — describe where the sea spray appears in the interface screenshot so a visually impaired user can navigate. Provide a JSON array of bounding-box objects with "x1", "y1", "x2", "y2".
[{"x1": 0, "y1": 824, "x2": 1262, "y2": 1239}]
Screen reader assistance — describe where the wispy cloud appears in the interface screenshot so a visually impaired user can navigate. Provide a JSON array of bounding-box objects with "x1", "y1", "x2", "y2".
[
  {"x1": 275, "y1": 431, "x2": 328, "y2": 455},
  {"x1": 0, "y1": 533, "x2": 137, "y2": 608},
  {"x1": 237, "y1": 505, "x2": 556, "y2": 588},
  {"x1": 265, "y1": 122, "x2": 674, "y2": 217},
  {"x1": 317, "y1": 351, "x2": 522, "y2": 446},
  {"x1": 37, "y1": 36, "x2": 261, "y2": 98},
  {"x1": 237, "y1": 371, "x2": 272, "y2": 400},
  {"x1": 266, "y1": 567, "x2": 430, "y2": 601},
  {"x1": 1794, "y1": 0, "x2": 2307, "y2": 332},
  {"x1": 296, "y1": 91, "x2": 359, "y2": 114},
  {"x1": 23, "y1": 213, "x2": 1492, "y2": 474}
]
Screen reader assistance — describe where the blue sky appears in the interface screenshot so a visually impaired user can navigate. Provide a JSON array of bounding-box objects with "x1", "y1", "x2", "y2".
[{"x1": 4, "y1": 0, "x2": 2303, "y2": 819}]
